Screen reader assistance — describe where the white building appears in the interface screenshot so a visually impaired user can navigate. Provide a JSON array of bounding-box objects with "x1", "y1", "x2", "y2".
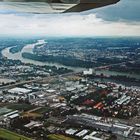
[
  {"x1": 76, "y1": 129, "x2": 89, "y2": 137},
  {"x1": 8, "y1": 87, "x2": 32, "y2": 95},
  {"x1": 83, "y1": 69, "x2": 93, "y2": 75}
]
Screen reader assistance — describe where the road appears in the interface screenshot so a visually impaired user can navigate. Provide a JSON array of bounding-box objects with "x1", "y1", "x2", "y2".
[
  {"x1": 0, "y1": 60, "x2": 134, "y2": 90},
  {"x1": 0, "y1": 72, "x2": 77, "y2": 90}
]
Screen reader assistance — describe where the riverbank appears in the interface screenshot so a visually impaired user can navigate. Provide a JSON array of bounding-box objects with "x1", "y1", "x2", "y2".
[
  {"x1": 1, "y1": 39, "x2": 85, "y2": 72},
  {"x1": 1, "y1": 39, "x2": 140, "y2": 82}
]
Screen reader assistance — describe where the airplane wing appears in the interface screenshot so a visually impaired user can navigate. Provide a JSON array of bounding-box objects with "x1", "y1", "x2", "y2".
[
  {"x1": 0, "y1": 0, "x2": 120, "y2": 14},
  {"x1": 64, "y1": 0, "x2": 120, "y2": 13}
]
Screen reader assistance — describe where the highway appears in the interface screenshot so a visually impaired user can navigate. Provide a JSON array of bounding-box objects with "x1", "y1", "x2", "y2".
[
  {"x1": 0, "y1": 72, "x2": 77, "y2": 90},
  {"x1": 0, "y1": 60, "x2": 134, "y2": 90}
]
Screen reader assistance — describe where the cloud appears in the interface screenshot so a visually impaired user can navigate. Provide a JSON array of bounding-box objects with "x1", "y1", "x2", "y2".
[
  {"x1": 0, "y1": 12, "x2": 140, "y2": 37},
  {"x1": 87, "y1": 0, "x2": 140, "y2": 22},
  {"x1": 0, "y1": 0, "x2": 140, "y2": 37}
]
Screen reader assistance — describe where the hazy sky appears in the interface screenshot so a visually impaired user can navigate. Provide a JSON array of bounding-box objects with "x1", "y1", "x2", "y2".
[{"x1": 0, "y1": 0, "x2": 140, "y2": 37}]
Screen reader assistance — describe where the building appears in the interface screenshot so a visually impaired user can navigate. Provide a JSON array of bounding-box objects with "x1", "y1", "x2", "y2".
[
  {"x1": 83, "y1": 69, "x2": 93, "y2": 75},
  {"x1": 8, "y1": 87, "x2": 32, "y2": 96}
]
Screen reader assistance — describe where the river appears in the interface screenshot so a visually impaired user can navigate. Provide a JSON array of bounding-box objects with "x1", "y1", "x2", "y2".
[
  {"x1": 1, "y1": 39, "x2": 85, "y2": 72},
  {"x1": 1, "y1": 39, "x2": 140, "y2": 80}
]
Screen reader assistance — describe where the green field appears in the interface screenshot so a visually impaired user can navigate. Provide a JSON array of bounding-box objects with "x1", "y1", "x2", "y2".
[
  {"x1": 33, "y1": 107, "x2": 50, "y2": 114},
  {"x1": 0, "y1": 128, "x2": 32, "y2": 140},
  {"x1": 47, "y1": 134, "x2": 77, "y2": 140},
  {"x1": 6, "y1": 103, "x2": 36, "y2": 111},
  {"x1": 0, "y1": 107, "x2": 12, "y2": 116}
]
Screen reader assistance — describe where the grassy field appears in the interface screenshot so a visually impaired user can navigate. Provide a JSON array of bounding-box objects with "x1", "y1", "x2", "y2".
[
  {"x1": 0, "y1": 107, "x2": 12, "y2": 116},
  {"x1": 0, "y1": 128, "x2": 32, "y2": 140},
  {"x1": 6, "y1": 103, "x2": 36, "y2": 111},
  {"x1": 33, "y1": 107, "x2": 50, "y2": 114},
  {"x1": 47, "y1": 134, "x2": 77, "y2": 140}
]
